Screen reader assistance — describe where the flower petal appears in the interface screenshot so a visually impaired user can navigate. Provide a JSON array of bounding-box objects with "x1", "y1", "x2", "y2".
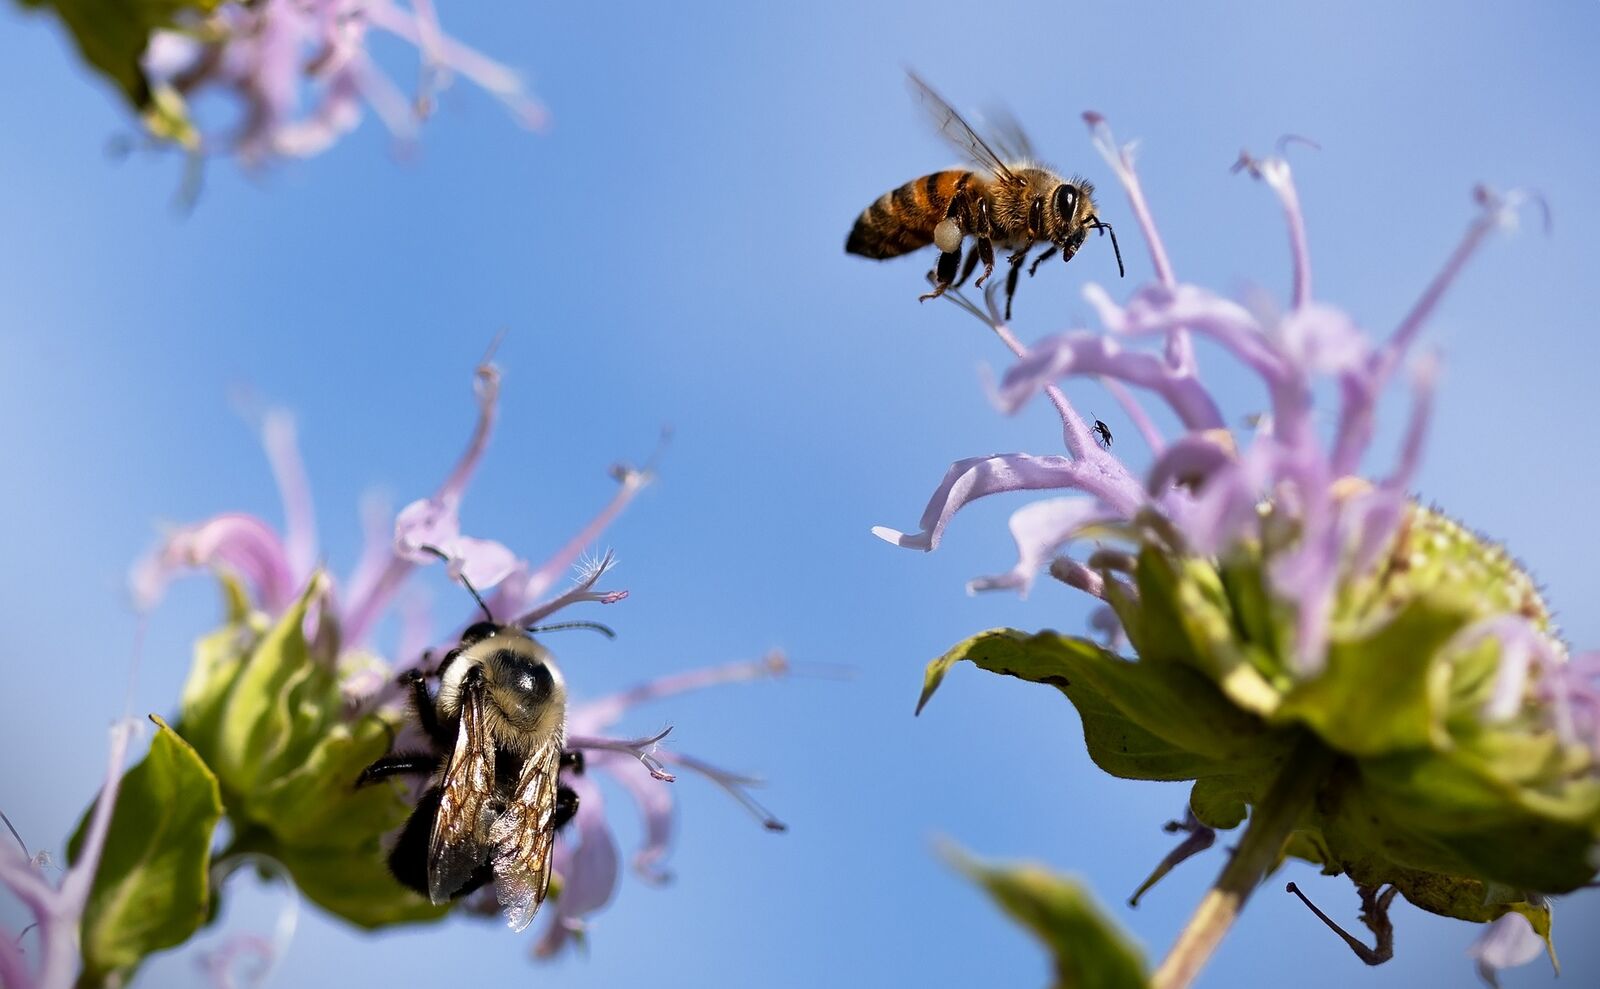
[
  {"x1": 536, "y1": 774, "x2": 618, "y2": 957},
  {"x1": 874, "y1": 453, "x2": 1132, "y2": 552},
  {"x1": 967, "y1": 497, "x2": 1110, "y2": 597},
  {"x1": 1468, "y1": 911, "x2": 1549, "y2": 987},
  {"x1": 131, "y1": 513, "x2": 296, "y2": 613}
]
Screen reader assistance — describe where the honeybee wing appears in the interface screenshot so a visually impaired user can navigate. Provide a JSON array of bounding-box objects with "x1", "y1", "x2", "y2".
[
  {"x1": 488, "y1": 734, "x2": 564, "y2": 932},
  {"x1": 426, "y1": 672, "x2": 499, "y2": 904},
  {"x1": 907, "y1": 71, "x2": 1022, "y2": 186},
  {"x1": 980, "y1": 105, "x2": 1039, "y2": 165}
]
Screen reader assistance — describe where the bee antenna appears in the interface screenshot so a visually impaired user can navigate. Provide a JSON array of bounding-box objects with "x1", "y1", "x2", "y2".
[
  {"x1": 419, "y1": 545, "x2": 495, "y2": 624},
  {"x1": 523, "y1": 620, "x2": 617, "y2": 639},
  {"x1": 1095, "y1": 220, "x2": 1126, "y2": 278}
]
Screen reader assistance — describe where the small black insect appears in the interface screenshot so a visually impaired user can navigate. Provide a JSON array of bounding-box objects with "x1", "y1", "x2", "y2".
[{"x1": 1091, "y1": 419, "x2": 1113, "y2": 449}]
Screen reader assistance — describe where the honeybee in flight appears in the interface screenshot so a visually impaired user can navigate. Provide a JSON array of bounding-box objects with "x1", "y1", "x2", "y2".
[{"x1": 846, "y1": 72, "x2": 1123, "y2": 319}]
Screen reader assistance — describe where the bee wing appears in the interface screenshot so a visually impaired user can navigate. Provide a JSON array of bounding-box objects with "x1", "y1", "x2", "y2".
[
  {"x1": 981, "y1": 105, "x2": 1039, "y2": 165},
  {"x1": 426, "y1": 675, "x2": 498, "y2": 904},
  {"x1": 907, "y1": 71, "x2": 1021, "y2": 186},
  {"x1": 488, "y1": 736, "x2": 563, "y2": 932}
]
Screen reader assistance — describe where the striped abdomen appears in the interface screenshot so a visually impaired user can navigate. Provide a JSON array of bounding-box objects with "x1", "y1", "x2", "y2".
[{"x1": 846, "y1": 170, "x2": 975, "y2": 259}]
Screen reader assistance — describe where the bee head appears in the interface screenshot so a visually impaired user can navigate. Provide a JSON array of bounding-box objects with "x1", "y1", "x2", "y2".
[
  {"x1": 476, "y1": 634, "x2": 567, "y2": 734},
  {"x1": 1052, "y1": 179, "x2": 1124, "y2": 278}
]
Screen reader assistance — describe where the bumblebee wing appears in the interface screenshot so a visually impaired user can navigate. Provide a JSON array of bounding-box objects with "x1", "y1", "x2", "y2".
[
  {"x1": 426, "y1": 675, "x2": 498, "y2": 904},
  {"x1": 907, "y1": 71, "x2": 1021, "y2": 186},
  {"x1": 488, "y1": 736, "x2": 563, "y2": 932},
  {"x1": 982, "y1": 105, "x2": 1039, "y2": 165}
]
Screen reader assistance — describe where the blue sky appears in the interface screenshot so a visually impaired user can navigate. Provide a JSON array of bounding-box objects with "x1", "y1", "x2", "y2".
[{"x1": 2, "y1": 1, "x2": 1598, "y2": 986}]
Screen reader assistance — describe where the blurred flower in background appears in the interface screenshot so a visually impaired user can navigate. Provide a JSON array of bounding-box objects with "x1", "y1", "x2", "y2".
[{"x1": 16, "y1": 0, "x2": 543, "y2": 163}]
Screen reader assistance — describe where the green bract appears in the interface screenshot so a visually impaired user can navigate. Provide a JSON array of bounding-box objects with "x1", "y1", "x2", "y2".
[
  {"x1": 920, "y1": 505, "x2": 1597, "y2": 960},
  {"x1": 174, "y1": 574, "x2": 446, "y2": 929},
  {"x1": 67, "y1": 716, "x2": 221, "y2": 986}
]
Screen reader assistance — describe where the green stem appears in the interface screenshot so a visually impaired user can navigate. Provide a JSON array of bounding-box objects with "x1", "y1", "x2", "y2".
[{"x1": 1150, "y1": 733, "x2": 1335, "y2": 989}]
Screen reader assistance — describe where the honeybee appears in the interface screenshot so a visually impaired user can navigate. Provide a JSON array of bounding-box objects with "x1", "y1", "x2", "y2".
[
  {"x1": 846, "y1": 72, "x2": 1124, "y2": 319},
  {"x1": 356, "y1": 567, "x2": 610, "y2": 931}
]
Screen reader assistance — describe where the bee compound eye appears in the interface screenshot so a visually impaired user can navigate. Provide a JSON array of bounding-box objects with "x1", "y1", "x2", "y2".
[{"x1": 1054, "y1": 184, "x2": 1079, "y2": 218}]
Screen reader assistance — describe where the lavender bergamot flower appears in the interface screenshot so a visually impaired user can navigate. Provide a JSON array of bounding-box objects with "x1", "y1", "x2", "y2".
[
  {"x1": 2, "y1": 354, "x2": 783, "y2": 984},
  {"x1": 883, "y1": 115, "x2": 1599, "y2": 988}
]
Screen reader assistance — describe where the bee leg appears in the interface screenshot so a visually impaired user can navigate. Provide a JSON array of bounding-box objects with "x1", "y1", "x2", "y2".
[
  {"x1": 1003, "y1": 249, "x2": 1029, "y2": 321},
  {"x1": 919, "y1": 246, "x2": 963, "y2": 302},
  {"x1": 1029, "y1": 245, "x2": 1059, "y2": 276},
  {"x1": 972, "y1": 236, "x2": 996, "y2": 289},
  {"x1": 560, "y1": 750, "x2": 586, "y2": 775},
  {"x1": 399, "y1": 668, "x2": 452, "y2": 747},
  {"x1": 552, "y1": 784, "x2": 581, "y2": 832},
  {"x1": 952, "y1": 245, "x2": 982, "y2": 288},
  {"x1": 356, "y1": 751, "x2": 441, "y2": 788}
]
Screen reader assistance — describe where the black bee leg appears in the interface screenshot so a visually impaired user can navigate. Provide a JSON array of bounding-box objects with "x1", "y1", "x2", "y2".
[
  {"x1": 1003, "y1": 249, "x2": 1029, "y2": 321},
  {"x1": 952, "y1": 244, "x2": 983, "y2": 288},
  {"x1": 560, "y1": 750, "x2": 586, "y2": 775},
  {"x1": 399, "y1": 669, "x2": 451, "y2": 747},
  {"x1": 919, "y1": 246, "x2": 962, "y2": 302},
  {"x1": 356, "y1": 751, "x2": 440, "y2": 788},
  {"x1": 1029, "y1": 245, "x2": 1059, "y2": 276},
  {"x1": 972, "y1": 236, "x2": 996, "y2": 289},
  {"x1": 552, "y1": 784, "x2": 581, "y2": 832}
]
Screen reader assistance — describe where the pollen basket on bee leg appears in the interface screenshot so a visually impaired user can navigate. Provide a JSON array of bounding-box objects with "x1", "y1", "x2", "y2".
[{"x1": 934, "y1": 218, "x2": 964, "y2": 253}]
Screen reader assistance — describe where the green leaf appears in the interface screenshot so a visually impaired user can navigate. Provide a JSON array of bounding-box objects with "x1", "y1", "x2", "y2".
[
  {"x1": 16, "y1": 0, "x2": 219, "y2": 112},
  {"x1": 67, "y1": 716, "x2": 223, "y2": 984},
  {"x1": 176, "y1": 575, "x2": 264, "y2": 766},
  {"x1": 919, "y1": 629, "x2": 1282, "y2": 781},
  {"x1": 1189, "y1": 776, "x2": 1250, "y2": 830},
  {"x1": 945, "y1": 845, "x2": 1148, "y2": 989},
  {"x1": 252, "y1": 716, "x2": 410, "y2": 848},
  {"x1": 1277, "y1": 597, "x2": 1470, "y2": 756}
]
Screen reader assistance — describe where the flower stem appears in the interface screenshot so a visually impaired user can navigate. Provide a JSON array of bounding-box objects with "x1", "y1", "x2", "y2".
[{"x1": 1151, "y1": 733, "x2": 1335, "y2": 989}]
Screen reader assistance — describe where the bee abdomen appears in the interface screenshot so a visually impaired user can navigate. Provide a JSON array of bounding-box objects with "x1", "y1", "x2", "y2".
[{"x1": 846, "y1": 170, "x2": 970, "y2": 259}]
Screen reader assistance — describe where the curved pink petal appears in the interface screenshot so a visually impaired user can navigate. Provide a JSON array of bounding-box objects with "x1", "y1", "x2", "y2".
[
  {"x1": 261, "y1": 410, "x2": 318, "y2": 583},
  {"x1": 998, "y1": 332, "x2": 1224, "y2": 433},
  {"x1": 602, "y1": 755, "x2": 676, "y2": 884},
  {"x1": 967, "y1": 497, "x2": 1110, "y2": 597},
  {"x1": 1145, "y1": 433, "x2": 1236, "y2": 496},
  {"x1": 873, "y1": 453, "x2": 1140, "y2": 552},
  {"x1": 1468, "y1": 910, "x2": 1550, "y2": 985},
  {"x1": 132, "y1": 513, "x2": 296, "y2": 614},
  {"x1": 536, "y1": 774, "x2": 619, "y2": 957}
]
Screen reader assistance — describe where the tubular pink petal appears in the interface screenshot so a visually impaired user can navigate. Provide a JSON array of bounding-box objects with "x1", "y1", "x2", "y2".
[
  {"x1": 659, "y1": 751, "x2": 786, "y2": 833},
  {"x1": 517, "y1": 466, "x2": 654, "y2": 607},
  {"x1": 436, "y1": 362, "x2": 500, "y2": 508},
  {"x1": 132, "y1": 514, "x2": 296, "y2": 614},
  {"x1": 602, "y1": 756, "x2": 676, "y2": 884},
  {"x1": 998, "y1": 332, "x2": 1224, "y2": 433},
  {"x1": 873, "y1": 453, "x2": 1140, "y2": 552},
  {"x1": 1235, "y1": 153, "x2": 1313, "y2": 309},
  {"x1": 365, "y1": 0, "x2": 548, "y2": 130},
  {"x1": 0, "y1": 930, "x2": 26, "y2": 989},
  {"x1": 967, "y1": 498, "x2": 1110, "y2": 598},
  {"x1": 261, "y1": 410, "x2": 318, "y2": 582},
  {"x1": 569, "y1": 655, "x2": 789, "y2": 735},
  {"x1": 1333, "y1": 189, "x2": 1514, "y2": 475},
  {"x1": 1146, "y1": 433, "x2": 1237, "y2": 496},
  {"x1": 1049, "y1": 557, "x2": 1106, "y2": 600},
  {"x1": 1084, "y1": 112, "x2": 1174, "y2": 289}
]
